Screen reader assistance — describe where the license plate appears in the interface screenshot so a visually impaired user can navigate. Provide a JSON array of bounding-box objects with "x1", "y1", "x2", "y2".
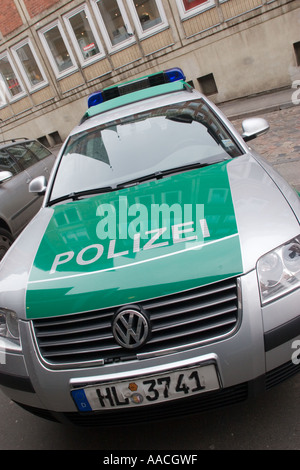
[{"x1": 71, "y1": 363, "x2": 220, "y2": 412}]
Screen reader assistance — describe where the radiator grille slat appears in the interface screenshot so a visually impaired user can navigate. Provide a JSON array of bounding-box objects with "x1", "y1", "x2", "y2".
[{"x1": 32, "y1": 277, "x2": 240, "y2": 368}]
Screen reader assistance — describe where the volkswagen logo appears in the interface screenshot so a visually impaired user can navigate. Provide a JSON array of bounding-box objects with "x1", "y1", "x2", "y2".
[{"x1": 112, "y1": 308, "x2": 151, "y2": 350}]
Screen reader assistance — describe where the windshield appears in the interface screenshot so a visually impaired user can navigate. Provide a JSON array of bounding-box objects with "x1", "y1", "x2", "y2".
[{"x1": 49, "y1": 99, "x2": 242, "y2": 202}]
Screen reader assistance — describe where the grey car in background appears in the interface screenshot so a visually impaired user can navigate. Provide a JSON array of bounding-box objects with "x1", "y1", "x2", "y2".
[{"x1": 0, "y1": 138, "x2": 56, "y2": 259}]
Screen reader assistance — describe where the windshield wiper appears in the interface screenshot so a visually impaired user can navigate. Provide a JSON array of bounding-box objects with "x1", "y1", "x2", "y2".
[
  {"x1": 48, "y1": 158, "x2": 229, "y2": 205},
  {"x1": 116, "y1": 158, "x2": 229, "y2": 189},
  {"x1": 116, "y1": 171, "x2": 165, "y2": 189},
  {"x1": 48, "y1": 185, "x2": 116, "y2": 206}
]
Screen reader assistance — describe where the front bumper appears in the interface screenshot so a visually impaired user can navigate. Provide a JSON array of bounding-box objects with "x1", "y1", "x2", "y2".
[{"x1": 0, "y1": 270, "x2": 299, "y2": 425}]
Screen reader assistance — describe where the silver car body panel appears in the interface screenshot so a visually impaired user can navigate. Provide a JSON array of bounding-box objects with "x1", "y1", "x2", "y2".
[{"x1": 227, "y1": 154, "x2": 300, "y2": 273}]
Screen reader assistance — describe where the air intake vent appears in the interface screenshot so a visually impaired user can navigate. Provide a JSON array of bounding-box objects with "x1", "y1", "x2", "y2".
[{"x1": 32, "y1": 277, "x2": 240, "y2": 368}]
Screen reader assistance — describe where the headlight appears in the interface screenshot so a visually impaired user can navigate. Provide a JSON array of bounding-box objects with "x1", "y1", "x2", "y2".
[
  {"x1": 257, "y1": 236, "x2": 300, "y2": 304},
  {"x1": 0, "y1": 308, "x2": 19, "y2": 341}
]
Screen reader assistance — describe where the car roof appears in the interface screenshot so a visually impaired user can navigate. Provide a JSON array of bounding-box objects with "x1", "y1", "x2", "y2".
[{"x1": 0, "y1": 138, "x2": 33, "y2": 149}]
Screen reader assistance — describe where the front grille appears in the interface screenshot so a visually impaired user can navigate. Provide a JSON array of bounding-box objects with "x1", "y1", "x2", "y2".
[{"x1": 32, "y1": 277, "x2": 240, "y2": 368}]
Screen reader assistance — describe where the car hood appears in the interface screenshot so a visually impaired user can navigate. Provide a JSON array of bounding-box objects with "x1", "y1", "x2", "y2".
[{"x1": 2, "y1": 155, "x2": 298, "y2": 320}]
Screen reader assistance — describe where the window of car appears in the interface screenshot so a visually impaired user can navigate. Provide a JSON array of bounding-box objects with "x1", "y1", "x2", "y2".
[
  {"x1": 24, "y1": 141, "x2": 52, "y2": 160},
  {"x1": 49, "y1": 99, "x2": 242, "y2": 203},
  {"x1": 0, "y1": 149, "x2": 21, "y2": 175},
  {"x1": 6, "y1": 144, "x2": 38, "y2": 170}
]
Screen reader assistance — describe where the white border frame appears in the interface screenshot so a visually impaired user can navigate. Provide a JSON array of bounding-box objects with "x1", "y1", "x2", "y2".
[
  {"x1": 0, "y1": 51, "x2": 26, "y2": 106},
  {"x1": 91, "y1": 0, "x2": 135, "y2": 54},
  {"x1": 126, "y1": 0, "x2": 169, "y2": 39},
  {"x1": 11, "y1": 38, "x2": 48, "y2": 92},
  {"x1": 175, "y1": 0, "x2": 215, "y2": 20},
  {"x1": 38, "y1": 20, "x2": 78, "y2": 79},
  {"x1": 63, "y1": 4, "x2": 105, "y2": 67}
]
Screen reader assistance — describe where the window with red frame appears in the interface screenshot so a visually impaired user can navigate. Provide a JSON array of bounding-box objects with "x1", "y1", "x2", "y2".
[{"x1": 183, "y1": 0, "x2": 209, "y2": 11}]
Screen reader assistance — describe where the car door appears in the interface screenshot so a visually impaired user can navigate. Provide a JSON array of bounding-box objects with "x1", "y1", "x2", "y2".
[
  {"x1": 0, "y1": 147, "x2": 39, "y2": 237},
  {"x1": 8, "y1": 140, "x2": 56, "y2": 184},
  {"x1": 4, "y1": 142, "x2": 55, "y2": 235}
]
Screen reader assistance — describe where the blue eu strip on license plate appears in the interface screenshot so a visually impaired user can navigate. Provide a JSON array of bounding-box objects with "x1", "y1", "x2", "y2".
[{"x1": 71, "y1": 389, "x2": 92, "y2": 412}]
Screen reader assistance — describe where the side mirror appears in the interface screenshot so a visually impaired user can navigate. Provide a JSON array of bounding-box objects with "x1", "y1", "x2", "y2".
[
  {"x1": 29, "y1": 175, "x2": 47, "y2": 195},
  {"x1": 242, "y1": 117, "x2": 269, "y2": 142},
  {"x1": 0, "y1": 171, "x2": 13, "y2": 183}
]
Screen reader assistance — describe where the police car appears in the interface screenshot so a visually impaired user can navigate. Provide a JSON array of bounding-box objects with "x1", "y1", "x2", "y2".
[{"x1": 0, "y1": 68, "x2": 299, "y2": 425}]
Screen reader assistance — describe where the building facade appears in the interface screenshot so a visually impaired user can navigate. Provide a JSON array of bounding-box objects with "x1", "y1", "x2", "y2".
[{"x1": 0, "y1": 0, "x2": 299, "y2": 145}]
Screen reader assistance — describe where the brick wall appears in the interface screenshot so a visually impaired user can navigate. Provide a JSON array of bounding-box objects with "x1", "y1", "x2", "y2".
[
  {"x1": 23, "y1": 0, "x2": 60, "y2": 18},
  {"x1": 0, "y1": 0, "x2": 61, "y2": 36},
  {"x1": 0, "y1": 0, "x2": 23, "y2": 36}
]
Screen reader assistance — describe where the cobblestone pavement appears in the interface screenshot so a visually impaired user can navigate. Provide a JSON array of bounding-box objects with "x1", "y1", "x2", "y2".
[{"x1": 232, "y1": 105, "x2": 300, "y2": 192}]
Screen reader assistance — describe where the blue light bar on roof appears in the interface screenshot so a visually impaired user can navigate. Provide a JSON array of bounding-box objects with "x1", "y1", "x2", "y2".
[
  {"x1": 164, "y1": 67, "x2": 186, "y2": 82},
  {"x1": 87, "y1": 67, "x2": 186, "y2": 108},
  {"x1": 88, "y1": 91, "x2": 104, "y2": 108}
]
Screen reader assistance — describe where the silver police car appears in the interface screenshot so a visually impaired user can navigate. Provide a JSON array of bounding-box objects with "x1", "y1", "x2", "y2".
[{"x1": 0, "y1": 69, "x2": 299, "y2": 425}]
